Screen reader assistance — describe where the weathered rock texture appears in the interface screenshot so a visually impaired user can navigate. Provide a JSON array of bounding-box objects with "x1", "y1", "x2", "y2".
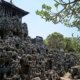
[{"x1": 0, "y1": 16, "x2": 80, "y2": 80}]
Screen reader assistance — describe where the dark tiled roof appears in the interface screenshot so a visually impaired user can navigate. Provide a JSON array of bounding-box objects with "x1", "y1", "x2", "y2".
[{"x1": 0, "y1": 0, "x2": 29, "y2": 17}]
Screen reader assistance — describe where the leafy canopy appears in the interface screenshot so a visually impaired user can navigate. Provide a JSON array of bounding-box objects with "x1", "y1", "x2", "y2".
[
  {"x1": 44, "y1": 32, "x2": 80, "y2": 53},
  {"x1": 45, "y1": 32, "x2": 66, "y2": 50},
  {"x1": 36, "y1": 0, "x2": 80, "y2": 30}
]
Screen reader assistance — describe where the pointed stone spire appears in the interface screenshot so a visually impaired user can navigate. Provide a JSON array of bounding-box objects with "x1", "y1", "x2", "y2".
[{"x1": 10, "y1": 0, "x2": 12, "y2": 4}]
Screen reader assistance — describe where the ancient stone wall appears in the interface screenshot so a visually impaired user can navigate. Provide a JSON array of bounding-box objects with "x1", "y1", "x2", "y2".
[{"x1": 0, "y1": 17, "x2": 80, "y2": 80}]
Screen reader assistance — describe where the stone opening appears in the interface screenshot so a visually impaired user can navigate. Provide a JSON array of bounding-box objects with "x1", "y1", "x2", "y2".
[
  {"x1": 47, "y1": 59, "x2": 53, "y2": 70},
  {"x1": 0, "y1": 30, "x2": 4, "y2": 39},
  {"x1": 20, "y1": 59, "x2": 30, "y2": 75}
]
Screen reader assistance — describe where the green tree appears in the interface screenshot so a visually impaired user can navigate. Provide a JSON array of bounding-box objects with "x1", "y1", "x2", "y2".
[
  {"x1": 72, "y1": 37, "x2": 80, "y2": 53},
  {"x1": 45, "y1": 32, "x2": 80, "y2": 53},
  {"x1": 45, "y1": 32, "x2": 66, "y2": 50},
  {"x1": 64, "y1": 37, "x2": 80, "y2": 53},
  {"x1": 64, "y1": 37, "x2": 75, "y2": 52},
  {"x1": 36, "y1": 0, "x2": 80, "y2": 30}
]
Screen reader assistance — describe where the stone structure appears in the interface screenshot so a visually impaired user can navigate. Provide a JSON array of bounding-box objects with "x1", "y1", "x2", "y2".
[
  {"x1": 0, "y1": 0, "x2": 80, "y2": 80},
  {"x1": 0, "y1": 0, "x2": 29, "y2": 22},
  {"x1": 32, "y1": 36, "x2": 43, "y2": 44}
]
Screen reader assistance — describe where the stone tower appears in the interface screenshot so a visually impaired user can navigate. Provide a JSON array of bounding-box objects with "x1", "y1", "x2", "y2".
[{"x1": 0, "y1": 0, "x2": 29, "y2": 39}]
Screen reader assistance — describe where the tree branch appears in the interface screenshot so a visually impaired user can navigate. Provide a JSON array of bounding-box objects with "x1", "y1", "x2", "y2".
[{"x1": 54, "y1": 0, "x2": 77, "y2": 5}]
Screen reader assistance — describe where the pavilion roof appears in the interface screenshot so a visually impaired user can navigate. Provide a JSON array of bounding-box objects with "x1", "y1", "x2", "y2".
[{"x1": 0, "y1": 0, "x2": 29, "y2": 17}]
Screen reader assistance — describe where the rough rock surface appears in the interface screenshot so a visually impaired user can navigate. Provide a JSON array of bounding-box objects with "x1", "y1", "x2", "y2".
[{"x1": 0, "y1": 16, "x2": 80, "y2": 80}]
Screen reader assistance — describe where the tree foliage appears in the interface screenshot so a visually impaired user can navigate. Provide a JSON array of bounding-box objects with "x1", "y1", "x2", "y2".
[
  {"x1": 36, "y1": 0, "x2": 80, "y2": 30},
  {"x1": 45, "y1": 32, "x2": 66, "y2": 50},
  {"x1": 44, "y1": 32, "x2": 80, "y2": 53}
]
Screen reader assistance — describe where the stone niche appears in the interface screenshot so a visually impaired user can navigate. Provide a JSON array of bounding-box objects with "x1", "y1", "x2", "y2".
[{"x1": 31, "y1": 36, "x2": 43, "y2": 44}]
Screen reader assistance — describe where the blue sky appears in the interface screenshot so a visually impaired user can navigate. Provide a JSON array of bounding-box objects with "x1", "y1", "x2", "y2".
[{"x1": 6, "y1": 0, "x2": 80, "y2": 39}]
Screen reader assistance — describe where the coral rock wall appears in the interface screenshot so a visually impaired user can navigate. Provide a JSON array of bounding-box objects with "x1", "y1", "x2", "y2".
[{"x1": 0, "y1": 17, "x2": 80, "y2": 80}]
